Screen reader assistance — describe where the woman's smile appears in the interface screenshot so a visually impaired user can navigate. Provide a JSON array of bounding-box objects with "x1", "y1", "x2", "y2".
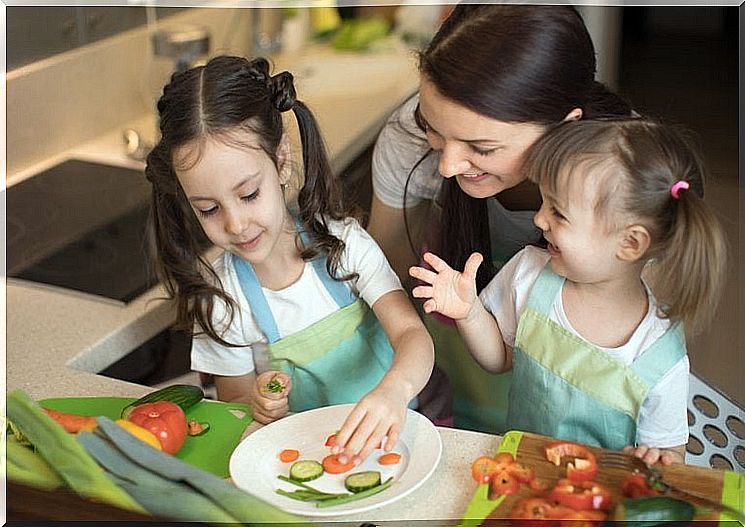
[{"x1": 234, "y1": 232, "x2": 263, "y2": 251}]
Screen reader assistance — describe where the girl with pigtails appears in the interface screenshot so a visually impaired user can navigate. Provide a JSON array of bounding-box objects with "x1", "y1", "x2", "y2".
[
  {"x1": 145, "y1": 55, "x2": 433, "y2": 465},
  {"x1": 410, "y1": 117, "x2": 727, "y2": 462}
]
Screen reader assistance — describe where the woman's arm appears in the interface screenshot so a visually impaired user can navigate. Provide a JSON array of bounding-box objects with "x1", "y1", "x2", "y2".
[
  {"x1": 367, "y1": 195, "x2": 431, "y2": 283},
  {"x1": 409, "y1": 251, "x2": 511, "y2": 373},
  {"x1": 332, "y1": 289, "x2": 434, "y2": 464}
]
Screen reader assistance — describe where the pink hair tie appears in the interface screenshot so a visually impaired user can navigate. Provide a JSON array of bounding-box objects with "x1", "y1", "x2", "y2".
[{"x1": 670, "y1": 180, "x2": 690, "y2": 199}]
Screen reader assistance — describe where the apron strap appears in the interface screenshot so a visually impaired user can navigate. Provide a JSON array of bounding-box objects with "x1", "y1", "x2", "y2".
[
  {"x1": 232, "y1": 217, "x2": 356, "y2": 343},
  {"x1": 296, "y1": 218, "x2": 357, "y2": 309},
  {"x1": 629, "y1": 321, "x2": 687, "y2": 388},
  {"x1": 233, "y1": 254, "x2": 282, "y2": 344},
  {"x1": 526, "y1": 262, "x2": 565, "y2": 314}
]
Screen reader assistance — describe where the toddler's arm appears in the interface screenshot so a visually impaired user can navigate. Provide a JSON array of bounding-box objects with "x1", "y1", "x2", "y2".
[
  {"x1": 215, "y1": 371, "x2": 292, "y2": 425},
  {"x1": 409, "y1": 251, "x2": 511, "y2": 373},
  {"x1": 332, "y1": 289, "x2": 434, "y2": 466},
  {"x1": 623, "y1": 444, "x2": 686, "y2": 465}
]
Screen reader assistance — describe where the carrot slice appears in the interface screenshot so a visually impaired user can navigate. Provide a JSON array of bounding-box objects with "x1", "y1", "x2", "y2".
[
  {"x1": 378, "y1": 452, "x2": 402, "y2": 465},
  {"x1": 325, "y1": 433, "x2": 337, "y2": 447},
  {"x1": 322, "y1": 453, "x2": 355, "y2": 474},
  {"x1": 279, "y1": 449, "x2": 300, "y2": 463},
  {"x1": 42, "y1": 408, "x2": 97, "y2": 433}
]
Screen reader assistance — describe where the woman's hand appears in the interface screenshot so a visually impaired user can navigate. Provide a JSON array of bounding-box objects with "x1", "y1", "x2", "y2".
[
  {"x1": 623, "y1": 444, "x2": 686, "y2": 465},
  {"x1": 249, "y1": 371, "x2": 292, "y2": 425},
  {"x1": 409, "y1": 251, "x2": 483, "y2": 321},
  {"x1": 330, "y1": 385, "x2": 410, "y2": 466}
]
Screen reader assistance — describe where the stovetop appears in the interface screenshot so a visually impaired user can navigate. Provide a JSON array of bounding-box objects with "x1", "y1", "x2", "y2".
[{"x1": 7, "y1": 159, "x2": 209, "y2": 303}]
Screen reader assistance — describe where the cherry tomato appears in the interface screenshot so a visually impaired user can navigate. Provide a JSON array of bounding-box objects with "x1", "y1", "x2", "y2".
[
  {"x1": 620, "y1": 472, "x2": 659, "y2": 498},
  {"x1": 127, "y1": 401, "x2": 187, "y2": 454},
  {"x1": 471, "y1": 456, "x2": 500, "y2": 484},
  {"x1": 489, "y1": 470, "x2": 520, "y2": 497}
]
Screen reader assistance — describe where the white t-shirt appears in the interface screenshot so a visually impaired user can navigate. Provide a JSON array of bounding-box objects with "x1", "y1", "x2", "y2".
[
  {"x1": 480, "y1": 246, "x2": 690, "y2": 448},
  {"x1": 191, "y1": 217, "x2": 402, "y2": 376}
]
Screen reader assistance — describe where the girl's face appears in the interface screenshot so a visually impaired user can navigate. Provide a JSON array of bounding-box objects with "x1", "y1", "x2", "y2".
[
  {"x1": 533, "y1": 172, "x2": 626, "y2": 284},
  {"x1": 418, "y1": 77, "x2": 547, "y2": 199},
  {"x1": 174, "y1": 131, "x2": 293, "y2": 267}
]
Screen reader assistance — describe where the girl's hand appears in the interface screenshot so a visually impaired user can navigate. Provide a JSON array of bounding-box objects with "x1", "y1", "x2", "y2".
[
  {"x1": 408, "y1": 251, "x2": 483, "y2": 321},
  {"x1": 249, "y1": 371, "x2": 292, "y2": 425},
  {"x1": 330, "y1": 385, "x2": 409, "y2": 466},
  {"x1": 623, "y1": 444, "x2": 686, "y2": 465}
]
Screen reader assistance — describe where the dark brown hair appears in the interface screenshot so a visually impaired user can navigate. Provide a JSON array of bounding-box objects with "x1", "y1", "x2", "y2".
[
  {"x1": 524, "y1": 118, "x2": 728, "y2": 334},
  {"x1": 145, "y1": 55, "x2": 351, "y2": 346},
  {"x1": 415, "y1": 4, "x2": 632, "y2": 291}
]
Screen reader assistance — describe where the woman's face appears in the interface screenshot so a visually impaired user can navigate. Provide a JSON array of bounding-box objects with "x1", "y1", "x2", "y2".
[{"x1": 419, "y1": 77, "x2": 547, "y2": 199}]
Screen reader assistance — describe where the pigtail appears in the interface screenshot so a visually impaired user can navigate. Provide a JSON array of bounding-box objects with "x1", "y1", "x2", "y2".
[
  {"x1": 145, "y1": 144, "x2": 240, "y2": 347},
  {"x1": 291, "y1": 99, "x2": 357, "y2": 282},
  {"x1": 652, "y1": 188, "x2": 728, "y2": 335}
]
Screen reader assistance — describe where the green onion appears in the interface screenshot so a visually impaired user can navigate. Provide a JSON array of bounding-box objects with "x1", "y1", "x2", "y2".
[{"x1": 316, "y1": 477, "x2": 394, "y2": 508}]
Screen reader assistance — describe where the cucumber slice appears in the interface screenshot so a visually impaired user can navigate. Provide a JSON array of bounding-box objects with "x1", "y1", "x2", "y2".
[
  {"x1": 344, "y1": 471, "x2": 382, "y2": 493},
  {"x1": 289, "y1": 460, "x2": 324, "y2": 482}
]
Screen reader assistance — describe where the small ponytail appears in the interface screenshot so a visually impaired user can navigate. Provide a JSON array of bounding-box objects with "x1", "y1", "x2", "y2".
[
  {"x1": 651, "y1": 186, "x2": 728, "y2": 335},
  {"x1": 291, "y1": 100, "x2": 357, "y2": 282}
]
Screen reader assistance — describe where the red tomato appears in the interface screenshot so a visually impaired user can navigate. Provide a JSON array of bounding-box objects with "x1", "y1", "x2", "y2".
[
  {"x1": 321, "y1": 454, "x2": 355, "y2": 474},
  {"x1": 548, "y1": 479, "x2": 613, "y2": 511},
  {"x1": 620, "y1": 472, "x2": 659, "y2": 498},
  {"x1": 489, "y1": 470, "x2": 520, "y2": 497},
  {"x1": 544, "y1": 441, "x2": 598, "y2": 483},
  {"x1": 127, "y1": 401, "x2": 187, "y2": 454},
  {"x1": 471, "y1": 456, "x2": 500, "y2": 484},
  {"x1": 510, "y1": 496, "x2": 558, "y2": 527},
  {"x1": 507, "y1": 462, "x2": 535, "y2": 484}
]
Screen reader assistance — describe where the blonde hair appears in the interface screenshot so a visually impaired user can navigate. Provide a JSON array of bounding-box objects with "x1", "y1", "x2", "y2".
[{"x1": 524, "y1": 118, "x2": 728, "y2": 335}]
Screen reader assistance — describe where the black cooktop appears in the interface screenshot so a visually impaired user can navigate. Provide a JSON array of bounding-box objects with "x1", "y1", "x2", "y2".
[{"x1": 7, "y1": 159, "x2": 209, "y2": 303}]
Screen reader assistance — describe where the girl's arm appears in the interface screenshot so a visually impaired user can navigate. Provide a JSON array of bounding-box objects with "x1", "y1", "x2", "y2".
[
  {"x1": 409, "y1": 251, "x2": 511, "y2": 373},
  {"x1": 333, "y1": 289, "x2": 434, "y2": 465},
  {"x1": 214, "y1": 371, "x2": 292, "y2": 425}
]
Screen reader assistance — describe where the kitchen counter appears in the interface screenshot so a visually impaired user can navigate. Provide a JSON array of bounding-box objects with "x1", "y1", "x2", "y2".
[{"x1": 6, "y1": 44, "x2": 419, "y2": 402}]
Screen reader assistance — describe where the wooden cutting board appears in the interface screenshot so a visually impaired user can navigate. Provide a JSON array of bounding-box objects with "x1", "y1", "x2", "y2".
[
  {"x1": 39, "y1": 396, "x2": 252, "y2": 478},
  {"x1": 460, "y1": 430, "x2": 745, "y2": 525}
]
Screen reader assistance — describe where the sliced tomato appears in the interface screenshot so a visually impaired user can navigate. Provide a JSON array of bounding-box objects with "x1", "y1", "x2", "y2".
[
  {"x1": 548, "y1": 479, "x2": 613, "y2": 511},
  {"x1": 493, "y1": 452, "x2": 516, "y2": 469},
  {"x1": 507, "y1": 462, "x2": 535, "y2": 484},
  {"x1": 378, "y1": 452, "x2": 401, "y2": 465},
  {"x1": 471, "y1": 456, "x2": 500, "y2": 484},
  {"x1": 321, "y1": 453, "x2": 355, "y2": 474},
  {"x1": 544, "y1": 441, "x2": 598, "y2": 483},
  {"x1": 510, "y1": 496, "x2": 557, "y2": 527},
  {"x1": 620, "y1": 472, "x2": 659, "y2": 498},
  {"x1": 489, "y1": 470, "x2": 520, "y2": 497},
  {"x1": 279, "y1": 449, "x2": 300, "y2": 463}
]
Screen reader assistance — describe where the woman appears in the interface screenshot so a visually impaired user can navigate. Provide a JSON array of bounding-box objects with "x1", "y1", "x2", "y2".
[{"x1": 367, "y1": 4, "x2": 632, "y2": 433}]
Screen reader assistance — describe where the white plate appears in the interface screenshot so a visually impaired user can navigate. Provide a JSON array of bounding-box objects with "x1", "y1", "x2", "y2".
[{"x1": 229, "y1": 404, "x2": 442, "y2": 517}]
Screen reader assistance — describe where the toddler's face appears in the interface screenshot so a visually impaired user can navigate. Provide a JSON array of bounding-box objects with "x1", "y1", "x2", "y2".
[
  {"x1": 418, "y1": 77, "x2": 546, "y2": 199},
  {"x1": 532, "y1": 171, "x2": 627, "y2": 284},
  {"x1": 173, "y1": 131, "x2": 293, "y2": 268}
]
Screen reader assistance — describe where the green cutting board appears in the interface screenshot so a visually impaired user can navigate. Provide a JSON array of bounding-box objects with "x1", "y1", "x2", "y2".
[{"x1": 39, "y1": 396, "x2": 253, "y2": 478}]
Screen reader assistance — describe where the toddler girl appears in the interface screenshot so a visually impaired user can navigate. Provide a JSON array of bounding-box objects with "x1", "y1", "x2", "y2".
[
  {"x1": 409, "y1": 118, "x2": 727, "y2": 464},
  {"x1": 146, "y1": 56, "x2": 434, "y2": 464}
]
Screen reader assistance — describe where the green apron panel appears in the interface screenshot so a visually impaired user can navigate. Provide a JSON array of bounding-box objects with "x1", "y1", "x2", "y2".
[
  {"x1": 508, "y1": 264, "x2": 687, "y2": 451},
  {"x1": 268, "y1": 300, "x2": 394, "y2": 412},
  {"x1": 425, "y1": 316, "x2": 511, "y2": 434}
]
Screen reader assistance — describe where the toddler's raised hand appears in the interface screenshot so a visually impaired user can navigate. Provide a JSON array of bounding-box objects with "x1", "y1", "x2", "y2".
[
  {"x1": 249, "y1": 371, "x2": 292, "y2": 425},
  {"x1": 409, "y1": 252, "x2": 483, "y2": 320}
]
